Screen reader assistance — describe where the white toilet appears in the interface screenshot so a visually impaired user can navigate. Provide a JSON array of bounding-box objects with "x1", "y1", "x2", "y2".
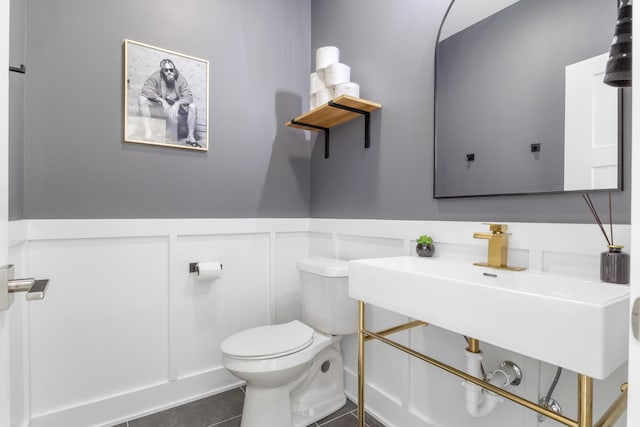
[{"x1": 220, "y1": 257, "x2": 357, "y2": 427}]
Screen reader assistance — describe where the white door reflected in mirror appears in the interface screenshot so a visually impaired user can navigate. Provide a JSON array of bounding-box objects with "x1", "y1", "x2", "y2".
[{"x1": 564, "y1": 53, "x2": 619, "y2": 191}]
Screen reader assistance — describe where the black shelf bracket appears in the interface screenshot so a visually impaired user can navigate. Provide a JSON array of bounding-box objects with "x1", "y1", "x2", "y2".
[
  {"x1": 328, "y1": 100, "x2": 372, "y2": 149},
  {"x1": 9, "y1": 64, "x2": 26, "y2": 74},
  {"x1": 291, "y1": 119, "x2": 331, "y2": 158},
  {"x1": 291, "y1": 101, "x2": 375, "y2": 159}
]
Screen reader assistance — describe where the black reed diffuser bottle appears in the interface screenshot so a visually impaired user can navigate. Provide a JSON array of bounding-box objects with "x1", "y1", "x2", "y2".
[
  {"x1": 601, "y1": 245, "x2": 630, "y2": 284},
  {"x1": 583, "y1": 193, "x2": 630, "y2": 285}
]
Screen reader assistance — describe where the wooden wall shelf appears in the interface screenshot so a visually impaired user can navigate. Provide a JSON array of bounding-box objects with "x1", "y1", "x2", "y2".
[{"x1": 285, "y1": 95, "x2": 382, "y2": 158}]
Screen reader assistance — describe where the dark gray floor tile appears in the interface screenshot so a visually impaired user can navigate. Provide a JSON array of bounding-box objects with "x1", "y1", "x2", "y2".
[
  {"x1": 318, "y1": 412, "x2": 359, "y2": 427},
  {"x1": 117, "y1": 387, "x2": 387, "y2": 427},
  {"x1": 365, "y1": 412, "x2": 387, "y2": 427},
  {"x1": 129, "y1": 388, "x2": 244, "y2": 427},
  {"x1": 320, "y1": 409, "x2": 387, "y2": 427},
  {"x1": 210, "y1": 415, "x2": 242, "y2": 427},
  {"x1": 313, "y1": 399, "x2": 357, "y2": 425}
]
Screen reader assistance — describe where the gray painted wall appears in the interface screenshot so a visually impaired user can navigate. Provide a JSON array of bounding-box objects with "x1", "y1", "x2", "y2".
[
  {"x1": 310, "y1": 0, "x2": 632, "y2": 223},
  {"x1": 19, "y1": 0, "x2": 311, "y2": 219},
  {"x1": 9, "y1": 0, "x2": 26, "y2": 220},
  {"x1": 9, "y1": 76, "x2": 24, "y2": 221},
  {"x1": 11, "y1": 0, "x2": 632, "y2": 223}
]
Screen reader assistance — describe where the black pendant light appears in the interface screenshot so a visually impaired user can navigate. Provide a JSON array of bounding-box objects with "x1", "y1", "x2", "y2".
[{"x1": 604, "y1": 0, "x2": 632, "y2": 87}]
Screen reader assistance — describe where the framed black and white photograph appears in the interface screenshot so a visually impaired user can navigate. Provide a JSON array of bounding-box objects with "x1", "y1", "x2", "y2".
[{"x1": 124, "y1": 39, "x2": 209, "y2": 151}]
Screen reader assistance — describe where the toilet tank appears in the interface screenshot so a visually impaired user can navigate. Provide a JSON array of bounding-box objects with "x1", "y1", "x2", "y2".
[{"x1": 297, "y1": 257, "x2": 358, "y2": 335}]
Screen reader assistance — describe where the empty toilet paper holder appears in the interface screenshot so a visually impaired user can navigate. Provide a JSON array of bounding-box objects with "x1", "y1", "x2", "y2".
[{"x1": 1, "y1": 264, "x2": 50, "y2": 311}]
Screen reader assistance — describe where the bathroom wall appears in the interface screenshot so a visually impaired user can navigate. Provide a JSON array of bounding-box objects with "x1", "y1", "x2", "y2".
[
  {"x1": 9, "y1": 0, "x2": 25, "y2": 220},
  {"x1": 8, "y1": 219, "x2": 311, "y2": 427},
  {"x1": 15, "y1": 0, "x2": 631, "y2": 222},
  {"x1": 310, "y1": 0, "x2": 632, "y2": 224},
  {"x1": 9, "y1": 219, "x2": 628, "y2": 427},
  {"x1": 18, "y1": 0, "x2": 311, "y2": 219}
]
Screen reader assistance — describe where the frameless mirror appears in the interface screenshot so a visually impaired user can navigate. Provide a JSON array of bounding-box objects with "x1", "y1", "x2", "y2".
[{"x1": 434, "y1": 0, "x2": 623, "y2": 198}]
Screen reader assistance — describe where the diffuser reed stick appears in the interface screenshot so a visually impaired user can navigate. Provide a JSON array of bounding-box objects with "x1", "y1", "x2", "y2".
[
  {"x1": 609, "y1": 192, "x2": 614, "y2": 245},
  {"x1": 582, "y1": 193, "x2": 611, "y2": 246}
]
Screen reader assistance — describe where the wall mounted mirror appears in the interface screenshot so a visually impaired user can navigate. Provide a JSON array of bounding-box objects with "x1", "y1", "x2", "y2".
[{"x1": 434, "y1": 0, "x2": 623, "y2": 198}]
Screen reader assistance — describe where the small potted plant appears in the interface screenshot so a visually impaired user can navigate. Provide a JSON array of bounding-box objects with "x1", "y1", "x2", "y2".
[{"x1": 416, "y1": 235, "x2": 435, "y2": 257}]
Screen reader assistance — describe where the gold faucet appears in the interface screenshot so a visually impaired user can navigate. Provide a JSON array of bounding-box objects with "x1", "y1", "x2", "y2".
[{"x1": 473, "y1": 223, "x2": 525, "y2": 271}]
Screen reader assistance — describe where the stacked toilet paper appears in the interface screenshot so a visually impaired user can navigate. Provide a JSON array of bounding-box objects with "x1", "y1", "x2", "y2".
[{"x1": 310, "y1": 46, "x2": 361, "y2": 110}]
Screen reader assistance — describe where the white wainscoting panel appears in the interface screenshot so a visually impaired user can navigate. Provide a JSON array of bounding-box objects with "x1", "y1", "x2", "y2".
[
  {"x1": 337, "y1": 234, "x2": 405, "y2": 261},
  {"x1": 331, "y1": 233, "x2": 408, "y2": 409},
  {"x1": 274, "y1": 232, "x2": 311, "y2": 324},
  {"x1": 309, "y1": 231, "x2": 335, "y2": 258},
  {"x1": 411, "y1": 327, "x2": 535, "y2": 427},
  {"x1": 541, "y1": 250, "x2": 599, "y2": 279},
  {"x1": 28, "y1": 237, "x2": 170, "y2": 419},
  {"x1": 7, "y1": 218, "x2": 630, "y2": 427},
  {"x1": 12, "y1": 219, "x2": 310, "y2": 427},
  {"x1": 174, "y1": 233, "x2": 271, "y2": 380}
]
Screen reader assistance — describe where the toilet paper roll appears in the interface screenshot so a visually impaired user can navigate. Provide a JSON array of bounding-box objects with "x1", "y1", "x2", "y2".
[
  {"x1": 325, "y1": 63, "x2": 351, "y2": 87},
  {"x1": 310, "y1": 72, "x2": 325, "y2": 93},
  {"x1": 334, "y1": 82, "x2": 360, "y2": 98},
  {"x1": 196, "y1": 262, "x2": 222, "y2": 280},
  {"x1": 316, "y1": 46, "x2": 340, "y2": 70},
  {"x1": 311, "y1": 88, "x2": 333, "y2": 109}
]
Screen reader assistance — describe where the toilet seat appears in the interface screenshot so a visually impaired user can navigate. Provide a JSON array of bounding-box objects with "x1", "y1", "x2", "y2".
[{"x1": 221, "y1": 320, "x2": 314, "y2": 360}]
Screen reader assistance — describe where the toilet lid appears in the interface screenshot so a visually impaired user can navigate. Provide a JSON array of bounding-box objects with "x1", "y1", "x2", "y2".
[{"x1": 221, "y1": 320, "x2": 314, "y2": 359}]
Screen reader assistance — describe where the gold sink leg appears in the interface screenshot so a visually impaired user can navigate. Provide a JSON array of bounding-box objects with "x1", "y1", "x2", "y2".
[
  {"x1": 595, "y1": 383, "x2": 628, "y2": 427},
  {"x1": 578, "y1": 374, "x2": 593, "y2": 427},
  {"x1": 358, "y1": 300, "x2": 365, "y2": 427}
]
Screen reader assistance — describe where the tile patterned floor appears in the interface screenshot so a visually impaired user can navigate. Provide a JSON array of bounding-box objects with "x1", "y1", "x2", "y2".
[{"x1": 112, "y1": 387, "x2": 386, "y2": 427}]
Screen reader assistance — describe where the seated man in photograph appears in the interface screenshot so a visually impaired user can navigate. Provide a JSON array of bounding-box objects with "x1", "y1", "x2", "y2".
[{"x1": 138, "y1": 59, "x2": 200, "y2": 147}]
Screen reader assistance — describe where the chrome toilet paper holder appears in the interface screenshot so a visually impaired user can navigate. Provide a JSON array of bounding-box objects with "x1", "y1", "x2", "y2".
[{"x1": 189, "y1": 262, "x2": 223, "y2": 274}]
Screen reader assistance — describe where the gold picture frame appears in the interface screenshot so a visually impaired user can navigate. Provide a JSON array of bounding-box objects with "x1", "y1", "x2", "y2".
[{"x1": 124, "y1": 39, "x2": 209, "y2": 151}]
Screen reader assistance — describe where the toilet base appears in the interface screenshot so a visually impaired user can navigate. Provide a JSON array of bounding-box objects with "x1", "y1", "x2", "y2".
[
  {"x1": 241, "y1": 385, "x2": 346, "y2": 427},
  {"x1": 241, "y1": 384, "x2": 297, "y2": 427},
  {"x1": 292, "y1": 393, "x2": 346, "y2": 427},
  {"x1": 240, "y1": 342, "x2": 347, "y2": 427},
  {"x1": 291, "y1": 343, "x2": 346, "y2": 426}
]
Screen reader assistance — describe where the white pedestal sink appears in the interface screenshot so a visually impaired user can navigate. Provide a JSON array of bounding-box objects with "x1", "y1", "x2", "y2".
[{"x1": 348, "y1": 256, "x2": 629, "y2": 379}]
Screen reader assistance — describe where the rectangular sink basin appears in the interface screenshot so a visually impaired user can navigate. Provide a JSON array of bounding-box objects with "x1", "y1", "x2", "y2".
[{"x1": 349, "y1": 256, "x2": 629, "y2": 379}]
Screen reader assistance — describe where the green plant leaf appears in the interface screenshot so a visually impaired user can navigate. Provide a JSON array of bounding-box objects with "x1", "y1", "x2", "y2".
[{"x1": 417, "y1": 235, "x2": 433, "y2": 245}]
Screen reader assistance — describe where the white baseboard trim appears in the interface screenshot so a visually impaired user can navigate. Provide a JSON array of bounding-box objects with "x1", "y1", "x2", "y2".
[{"x1": 30, "y1": 368, "x2": 242, "y2": 427}]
